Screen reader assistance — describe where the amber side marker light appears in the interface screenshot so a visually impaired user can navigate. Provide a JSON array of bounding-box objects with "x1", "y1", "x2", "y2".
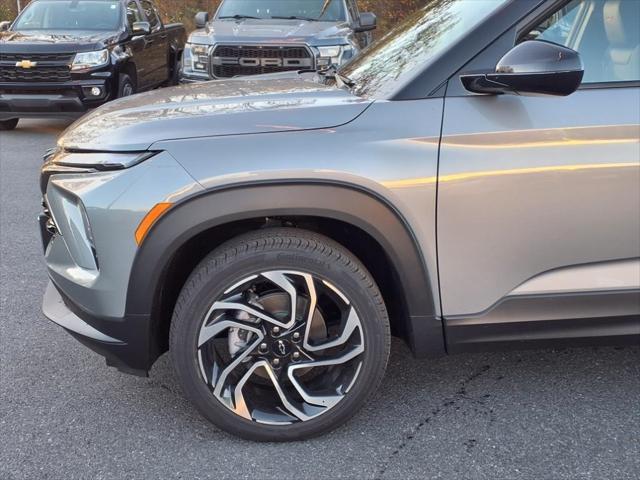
[{"x1": 135, "y1": 202, "x2": 173, "y2": 245}]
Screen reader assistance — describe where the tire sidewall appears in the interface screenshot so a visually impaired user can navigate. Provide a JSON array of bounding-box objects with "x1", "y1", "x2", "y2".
[{"x1": 171, "y1": 234, "x2": 389, "y2": 441}]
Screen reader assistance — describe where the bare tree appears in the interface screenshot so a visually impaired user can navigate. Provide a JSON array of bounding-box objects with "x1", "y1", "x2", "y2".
[{"x1": 16, "y1": 0, "x2": 22, "y2": 13}]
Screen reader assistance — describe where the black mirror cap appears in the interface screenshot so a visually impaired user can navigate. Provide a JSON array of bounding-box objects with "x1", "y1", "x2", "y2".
[
  {"x1": 461, "y1": 40, "x2": 584, "y2": 97},
  {"x1": 195, "y1": 11, "x2": 210, "y2": 29},
  {"x1": 355, "y1": 12, "x2": 377, "y2": 32},
  {"x1": 496, "y1": 40, "x2": 583, "y2": 74},
  {"x1": 0, "y1": 21, "x2": 11, "y2": 32},
  {"x1": 132, "y1": 21, "x2": 151, "y2": 35}
]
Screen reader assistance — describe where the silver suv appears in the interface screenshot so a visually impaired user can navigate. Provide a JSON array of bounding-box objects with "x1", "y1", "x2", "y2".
[{"x1": 40, "y1": 0, "x2": 640, "y2": 441}]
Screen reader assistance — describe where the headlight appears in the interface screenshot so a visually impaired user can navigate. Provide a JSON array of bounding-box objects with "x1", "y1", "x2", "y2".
[
  {"x1": 50, "y1": 150, "x2": 157, "y2": 170},
  {"x1": 316, "y1": 45, "x2": 355, "y2": 68},
  {"x1": 184, "y1": 43, "x2": 210, "y2": 75},
  {"x1": 71, "y1": 49, "x2": 110, "y2": 71}
]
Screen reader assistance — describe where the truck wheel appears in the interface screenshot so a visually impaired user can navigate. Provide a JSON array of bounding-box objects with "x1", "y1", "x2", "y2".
[
  {"x1": 118, "y1": 74, "x2": 135, "y2": 98},
  {"x1": 0, "y1": 119, "x2": 19, "y2": 131},
  {"x1": 170, "y1": 228, "x2": 391, "y2": 442}
]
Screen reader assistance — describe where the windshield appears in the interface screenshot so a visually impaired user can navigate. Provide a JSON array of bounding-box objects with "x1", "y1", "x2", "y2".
[
  {"x1": 216, "y1": 0, "x2": 346, "y2": 22},
  {"x1": 341, "y1": 0, "x2": 509, "y2": 98},
  {"x1": 13, "y1": 0, "x2": 123, "y2": 31}
]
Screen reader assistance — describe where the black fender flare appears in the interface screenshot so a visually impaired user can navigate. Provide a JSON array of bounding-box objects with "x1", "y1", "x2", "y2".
[{"x1": 125, "y1": 181, "x2": 444, "y2": 357}]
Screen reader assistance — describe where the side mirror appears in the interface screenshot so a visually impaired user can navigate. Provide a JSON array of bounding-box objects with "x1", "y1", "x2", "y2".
[
  {"x1": 461, "y1": 40, "x2": 584, "y2": 97},
  {"x1": 0, "y1": 21, "x2": 11, "y2": 32},
  {"x1": 132, "y1": 21, "x2": 151, "y2": 36},
  {"x1": 355, "y1": 12, "x2": 376, "y2": 32},
  {"x1": 195, "y1": 11, "x2": 210, "y2": 29}
]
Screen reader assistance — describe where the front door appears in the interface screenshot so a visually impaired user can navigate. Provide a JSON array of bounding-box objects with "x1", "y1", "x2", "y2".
[
  {"x1": 124, "y1": 0, "x2": 151, "y2": 90},
  {"x1": 140, "y1": 0, "x2": 168, "y2": 87},
  {"x1": 437, "y1": 0, "x2": 640, "y2": 340}
]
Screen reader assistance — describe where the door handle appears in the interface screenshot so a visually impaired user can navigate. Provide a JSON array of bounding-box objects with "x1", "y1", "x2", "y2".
[{"x1": 159, "y1": 34, "x2": 168, "y2": 40}]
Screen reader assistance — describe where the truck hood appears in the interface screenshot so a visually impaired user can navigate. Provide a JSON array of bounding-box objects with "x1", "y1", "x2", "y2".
[
  {"x1": 189, "y1": 19, "x2": 352, "y2": 46},
  {"x1": 58, "y1": 75, "x2": 371, "y2": 151},
  {"x1": 0, "y1": 30, "x2": 123, "y2": 53}
]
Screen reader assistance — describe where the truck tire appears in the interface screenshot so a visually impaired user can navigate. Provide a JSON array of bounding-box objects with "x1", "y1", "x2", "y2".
[
  {"x1": 118, "y1": 74, "x2": 135, "y2": 98},
  {"x1": 0, "y1": 119, "x2": 19, "y2": 131},
  {"x1": 170, "y1": 228, "x2": 391, "y2": 442}
]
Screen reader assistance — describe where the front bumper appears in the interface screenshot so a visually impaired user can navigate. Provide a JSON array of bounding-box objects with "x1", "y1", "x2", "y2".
[
  {"x1": 179, "y1": 74, "x2": 209, "y2": 84},
  {"x1": 42, "y1": 280, "x2": 153, "y2": 376},
  {"x1": 0, "y1": 79, "x2": 112, "y2": 119},
  {"x1": 39, "y1": 151, "x2": 203, "y2": 376}
]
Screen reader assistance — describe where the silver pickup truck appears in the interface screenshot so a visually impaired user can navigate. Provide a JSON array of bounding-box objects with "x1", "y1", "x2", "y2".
[
  {"x1": 40, "y1": 0, "x2": 640, "y2": 442},
  {"x1": 181, "y1": 0, "x2": 376, "y2": 82}
]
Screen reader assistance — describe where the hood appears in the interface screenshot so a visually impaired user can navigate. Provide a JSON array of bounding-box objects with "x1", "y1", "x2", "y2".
[
  {"x1": 189, "y1": 19, "x2": 352, "y2": 46},
  {"x1": 58, "y1": 75, "x2": 371, "y2": 151},
  {"x1": 0, "y1": 30, "x2": 123, "y2": 53}
]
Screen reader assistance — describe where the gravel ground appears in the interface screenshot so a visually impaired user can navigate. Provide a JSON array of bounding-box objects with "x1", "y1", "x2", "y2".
[{"x1": 1, "y1": 119, "x2": 639, "y2": 480}]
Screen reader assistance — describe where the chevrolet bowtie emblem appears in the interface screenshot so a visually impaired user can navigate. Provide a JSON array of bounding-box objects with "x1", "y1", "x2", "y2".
[{"x1": 16, "y1": 60, "x2": 37, "y2": 69}]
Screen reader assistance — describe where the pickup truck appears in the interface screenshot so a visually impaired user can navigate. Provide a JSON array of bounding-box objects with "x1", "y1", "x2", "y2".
[
  {"x1": 0, "y1": 0, "x2": 185, "y2": 130},
  {"x1": 181, "y1": 0, "x2": 376, "y2": 82}
]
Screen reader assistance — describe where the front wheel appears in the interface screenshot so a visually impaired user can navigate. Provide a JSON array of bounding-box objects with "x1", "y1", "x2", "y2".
[
  {"x1": 0, "y1": 118, "x2": 19, "y2": 130},
  {"x1": 118, "y1": 74, "x2": 135, "y2": 98},
  {"x1": 170, "y1": 228, "x2": 390, "y2": 441}
]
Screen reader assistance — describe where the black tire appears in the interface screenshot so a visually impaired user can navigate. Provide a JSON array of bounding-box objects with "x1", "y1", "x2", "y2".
[
  {"x1": 167, "y1": 52, "x2": 181, "y2": 86},
  {"x1": 170, "y1": 228, "x2": 391, "y2": 442},
  {"x1": 0, "y1": 118, "x2": 19, "y2": 131},
  {"x1": 118, "y1": 73, "x2": 135, "y2": 98}
]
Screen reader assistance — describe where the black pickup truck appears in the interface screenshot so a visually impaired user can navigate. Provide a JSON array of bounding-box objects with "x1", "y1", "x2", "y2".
[{"x1": 0, "y1": 0, "x2": 185, "y2": 130}]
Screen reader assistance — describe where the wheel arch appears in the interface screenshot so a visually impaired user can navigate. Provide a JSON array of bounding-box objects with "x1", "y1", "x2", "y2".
[{"x1": 126, "y1": 182, "x2": 444, "y2": 363}]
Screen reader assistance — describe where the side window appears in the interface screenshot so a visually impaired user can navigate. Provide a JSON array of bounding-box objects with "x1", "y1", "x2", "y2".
[
  {"x1": 523, "y1": 0, "x2": 640, "y2": 84},
  {"x1": 140, "y1": 0, "x2": 161, "y2": 31},
  {"x1": 126, "y1": 1, "x2": 142, "y2": 30}
]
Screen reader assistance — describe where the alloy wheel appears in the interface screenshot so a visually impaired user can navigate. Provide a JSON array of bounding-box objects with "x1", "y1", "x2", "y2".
[{"x1": 196, "y1": 270, "x2": 365, "y2": 425}]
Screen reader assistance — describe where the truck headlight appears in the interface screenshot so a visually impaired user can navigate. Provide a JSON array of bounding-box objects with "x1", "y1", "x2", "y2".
[
  {"x1": 50, "y1": 150, "x2": 158, "y2": 170},
  {"x1": 71, "y1": 49, "x2": 110, "y2": 71},
  {"x1": 184, "y1": 43, "x2": 210, "y2": 74},
  {"x1": 316, "y1": 45, "x2": 354, "y2": 68}
]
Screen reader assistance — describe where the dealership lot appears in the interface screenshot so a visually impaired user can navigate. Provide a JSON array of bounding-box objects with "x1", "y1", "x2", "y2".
[{"x1": 1, "y1": 119, "x2": 639, "y2": 479}]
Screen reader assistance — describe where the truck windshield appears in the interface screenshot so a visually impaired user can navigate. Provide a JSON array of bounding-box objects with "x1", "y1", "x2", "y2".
[
  {"x1": 13, "y1": 0, "x2": 123, "y2": 31},
  {"x1": 217, "y1": 0, "x2": 346, "y2": 22},
  {"x1": 340, "y1": 0, "x2": 509, "y2": 99}
]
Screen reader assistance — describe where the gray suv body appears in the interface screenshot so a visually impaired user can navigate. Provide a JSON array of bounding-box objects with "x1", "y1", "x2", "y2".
[
  {"x1": 180, "y1": 0, "x2": 376, "y2": 82},
  {"x1": 40, "y1": 0, "x2": 640, "y2": 441}
]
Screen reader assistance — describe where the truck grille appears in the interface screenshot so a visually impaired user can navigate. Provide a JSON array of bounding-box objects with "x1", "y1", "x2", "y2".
[
  {"x1": 211, "y1": 44, "x2": 313, "y2": 78},
  {"x1": 0, "y1": 53, "x2": 74, "y2": 83},
  {"x1": 0, "y1": 53, "x2": 74, "y2": 63},
  {"x1": 1, "y1": 66, "x2": 72, "y2": 82}
]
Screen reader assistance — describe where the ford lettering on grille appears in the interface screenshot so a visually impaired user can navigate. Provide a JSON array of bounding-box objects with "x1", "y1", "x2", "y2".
[
  {"x1": 213, "y1": 57, "x2": 311, "y2": 68},
  {"x1": 211, "y1": 45, "x2": 313, "y2": 78}
]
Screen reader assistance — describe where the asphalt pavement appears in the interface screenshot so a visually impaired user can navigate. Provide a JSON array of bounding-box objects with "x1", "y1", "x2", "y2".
[{"x1": 1, "y1": 119, "x2": 639, "y2": 480}]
